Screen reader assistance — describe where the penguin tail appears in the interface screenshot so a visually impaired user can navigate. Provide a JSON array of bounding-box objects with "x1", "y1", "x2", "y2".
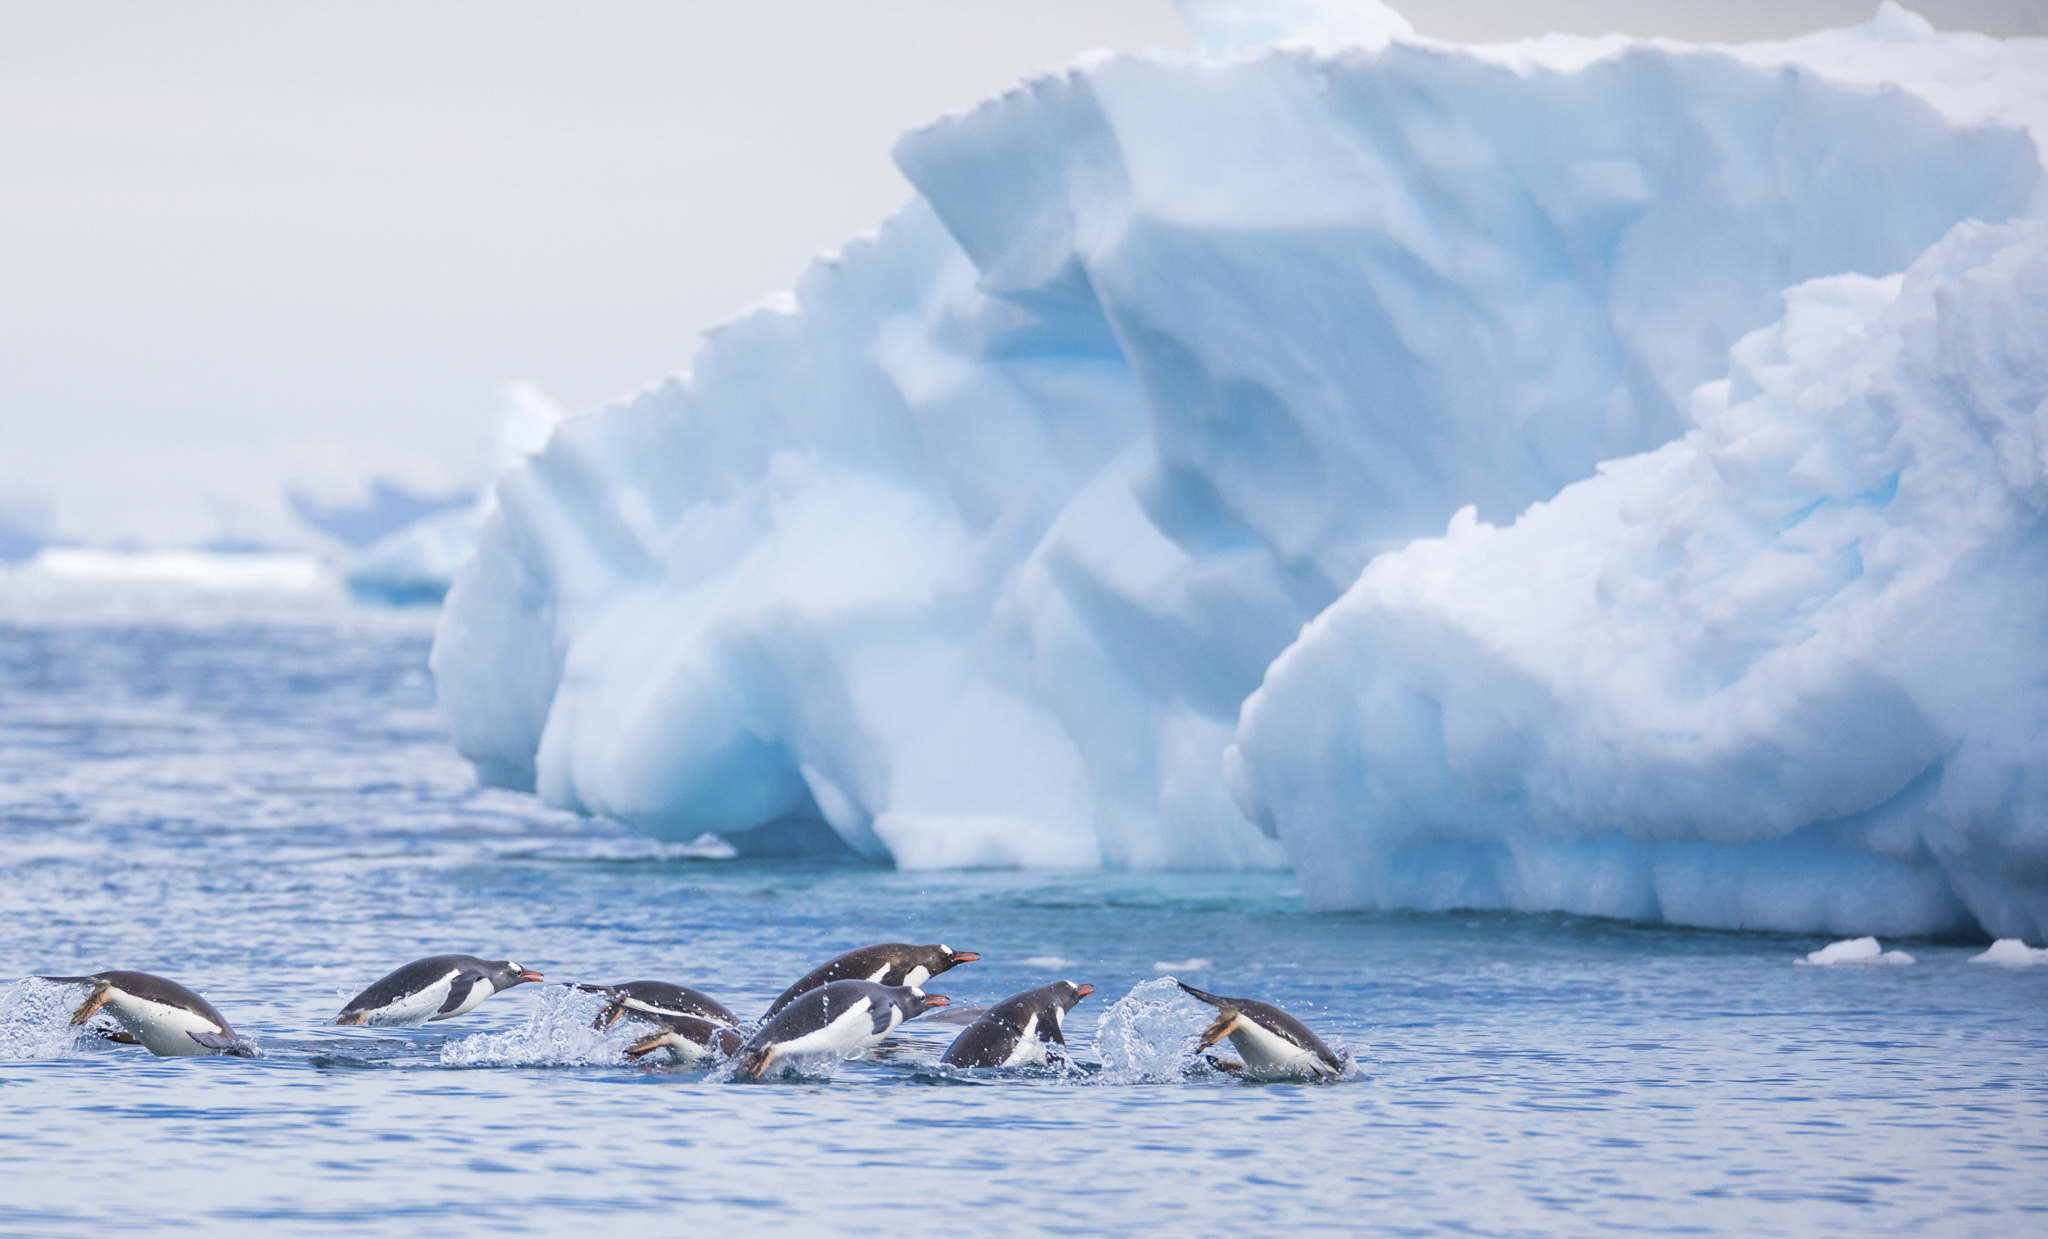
[
  {"x1": 735, "y1": 1047, "x2": 776, "y2": 1081},
  {"x1": 333, "y1": 1010, "x2": 369, "y2": 1026},
  {"x1": 1195, "y1": 1008, "x2": 1241, "y2": 1052},
  {"x1": 68, "y1": 980, "x2": 112, "y2": 1026},
  {"x1": 623, "y1": 1032, "x2": 672, "y2": 1061},
  {"x1": 1175, "y1": 981, "x2": 1225, "y2": 1007}
]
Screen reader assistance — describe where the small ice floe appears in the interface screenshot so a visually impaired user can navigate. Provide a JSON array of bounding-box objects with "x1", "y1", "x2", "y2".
[
  {"x1": 1797, "y1": 937, "x2": 1915, "y2": 966},
  {"x1": 440, "y1": 986, "x2": 641, "y2": 1068},
  {"x1": 1153, "y1": 958, "x2": 1213, "y2": 972},
  {"x1": 1968, "y1": 939, "x2": 2048, "y2": 966},
  {"x1": 1024, "y1": 956, "x2": 1076, "y2": 969}
]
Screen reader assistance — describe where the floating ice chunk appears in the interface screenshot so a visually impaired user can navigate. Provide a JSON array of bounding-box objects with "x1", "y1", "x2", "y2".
[
  {"x1": 440, "y1": 986, "x2": 639, "y2": 1068},
  {"x1": 1153, "y1": 958, "x2": 1214, "y2": 972},
  {"x1": 1969, "y1": 939, "x2": 2048, "y2": 966},
  {"x1": 1799, "y1": 938, "x2": 1915, "y2": 966},
  {"x1": 1024, "y1": 956, "x2": 1077, "y2": 969}
]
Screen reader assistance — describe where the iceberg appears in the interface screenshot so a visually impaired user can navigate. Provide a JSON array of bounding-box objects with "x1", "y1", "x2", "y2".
[
  {"x1": 431, "y1": 0, "x2": 2048, "y2": 934},
  {"x1": 1232, "y1": 219, "x2": 2048, "y2": 940}
]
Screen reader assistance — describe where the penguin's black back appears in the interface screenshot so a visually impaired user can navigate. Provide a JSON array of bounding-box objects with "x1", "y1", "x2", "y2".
[
  {"x1": 340, "y1": 955, "x2": 487, "y2": 1014},
  {"x1": 586, "y1": 981, "x2": 737, "y2": 1026},
  {"x1": 763, "y1": 945, "x2": 939, "y2": 1020}
]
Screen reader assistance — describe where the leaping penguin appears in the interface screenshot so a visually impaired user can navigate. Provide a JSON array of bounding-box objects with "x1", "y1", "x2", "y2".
[
  {"x1": 44, "y1": 971, "x2": 256, "y2": 1058},
  {"x1": 1176, "y1": 982, "x2": 1344, "y2": 1082},
  {"x1": 333, "y1": 955, "x2": 543, "y2": 1026},
  {"x1": 762, "y1": 943, "x2": 977, "y2": 1020},
  {"x1": 941, "y1": 980, "x2": 1093, "y2": 1069},
  {"x1": 573, "y1": 981, "x2": 738, "y2": 1031},
  {"x1": 736, "y1": 980, "x2": 948, "y2": 1080},
  {"x1": 622, "y1": 1012, "x2": 747, "y2": 1065}
]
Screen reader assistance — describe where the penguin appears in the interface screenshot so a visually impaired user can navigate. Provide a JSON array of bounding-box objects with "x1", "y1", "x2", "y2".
[
  {"x1": 1176, "y1": 982, "x2": 1344, "y2": 1082},
  {"x1": 622, "y1": 1012, "x2": 747, "y2": 1066},
  {"x1": 44, "y1": 971, "x2": 255, "y2": 1058},
  {"x1": 761, "y1": 943, "x2": 977, "y2": 1021},
  {"x1": 333, "y1": 955, "x2": 543, "y2": 1026},
  {"x1": 735, "y1": 980, "x2": 948, "y2": 1081},
  {"x1": 940, "y1": 980, "x2": 1093, "y2": 1069},
  {"x1": 573, "y1": 981, "x2": 738, "y2": 1031}
]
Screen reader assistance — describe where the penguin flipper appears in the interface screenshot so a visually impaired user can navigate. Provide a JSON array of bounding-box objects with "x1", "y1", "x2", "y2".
[
  {"x1": 1041, "y1": 1017, "x2": 1066, "y2": 1046},
  {"x1": 437, "y1": 974, "x2": 477, "y2": 1015}
]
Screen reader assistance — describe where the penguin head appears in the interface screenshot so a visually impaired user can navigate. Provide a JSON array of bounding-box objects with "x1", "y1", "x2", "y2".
[
  {"x1": 1054, "y1": 980, "x2": 1094, "y2": 1013},
  {"x1": 487, "y1": 960, "x2": 545, "y2": 991},
  {"x1": 921, "y1": 944, "x2": 979, "y2": 976},
  {"x1": 887, "y1": 985, "x2": 950, "y2": 1018}
]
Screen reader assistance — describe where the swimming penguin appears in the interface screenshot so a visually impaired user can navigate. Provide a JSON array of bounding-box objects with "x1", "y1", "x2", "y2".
[
  {"x1": 736, "y1": 980, "x2": 948, "y2": 1080},
  {"x1": 762, "y1": 943, "x2": 977, "y2": 1020},
  {"x1": 1176, "y1": 982, "x2": 1343, "y2": 1082},
  {"x1": 622, "y1": 1012, "x2": 747, "y2": 1065},
  {"x1": 573, "y1": 981, "x2": 738, "y2": 1031},
  {"x1": 44, "y1": 971, "x2": 255, "y2": 1058},
  {"x1": 333, "y1": 955, "x2": 543, "y2": 1026},
  {"x1": 940, "y1": 980, "x2": 1093, "y2": 1069}
]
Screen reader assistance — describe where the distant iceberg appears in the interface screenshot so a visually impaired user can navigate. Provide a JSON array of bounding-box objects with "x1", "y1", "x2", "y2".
[
  {"x1": 348, "y1": 384, "x2": 568, "y2": 605},
  {"x1": 432, "y1": 2, "x2": 2048, "y2": 938}
]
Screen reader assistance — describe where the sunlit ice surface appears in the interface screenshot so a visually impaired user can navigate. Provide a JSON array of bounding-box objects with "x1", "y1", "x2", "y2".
[{"x1": 0, "y1": 583, "x2": 2043, "y2": 1235}]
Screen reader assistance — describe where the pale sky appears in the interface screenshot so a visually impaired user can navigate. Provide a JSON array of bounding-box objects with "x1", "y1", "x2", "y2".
[{"x1": 2, "y1": 0, "x2": 2039, "y2": 550}]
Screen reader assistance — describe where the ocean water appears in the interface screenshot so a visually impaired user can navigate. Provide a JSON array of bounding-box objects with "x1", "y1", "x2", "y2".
[{"x1": 0, "y1": 581, "x2": 2043, "y2": 1237}]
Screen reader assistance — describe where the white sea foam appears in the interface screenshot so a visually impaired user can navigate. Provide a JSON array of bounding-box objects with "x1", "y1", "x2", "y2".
[
  {"x1": 1798, "y1": 937, "x2": 1916, "y2": 967},
  {"x1": 439, "y1": 986, "x2": 641, "y2": 1068},
  {"x1": 1969, "y1": 939, "x2": 2048, "y2": 966}
]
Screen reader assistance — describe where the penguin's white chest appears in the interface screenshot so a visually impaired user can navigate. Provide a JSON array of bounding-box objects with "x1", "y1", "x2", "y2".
[
  {"x1": 1000, "y1": 1013, "x2": 1048, "y2": 1067},
  {"x1": 104, "y1": 993, "x2": 225, "y2": 1057},
  {"x1": 773, "y1": 999, "x2": 885, "y2": 1059},
  {"x1": 1227, "y1": 1018, "x2": 1329, "y2": 1082},
  {"x1": 356, "y1": 972, "x2": 460, "y2": 1025}
]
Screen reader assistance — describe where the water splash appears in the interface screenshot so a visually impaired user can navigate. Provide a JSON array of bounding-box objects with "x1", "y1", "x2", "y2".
[
  {"x1": 0, "y1": 978, "x2": 92, "y2": 1060},
  {"x1": 1091, "y1": 978, "x2": 1212, "y2": 1083},
  {"x1": 439, "y1": 986, "x2": 642, "y2": 1068}
]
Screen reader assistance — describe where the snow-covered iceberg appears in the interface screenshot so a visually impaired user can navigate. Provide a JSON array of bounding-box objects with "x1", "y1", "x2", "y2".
[
  {"x1": 1233, "y1": 219, "x2": 2048, "y2": 941},
  {"x1": 432, "y1": 3, "x2": 2047, "y2": 934}
]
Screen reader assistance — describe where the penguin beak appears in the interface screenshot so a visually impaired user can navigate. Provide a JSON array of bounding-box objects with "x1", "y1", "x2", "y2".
[
  {"x1": 518, "y1": 970, "x2": 545, "y2": 984},
  {"x1": 949, "y1": 951, "x2": 979, "y2": 964},
  {"x1": 1075, "y1": 984, "x2": 1094, "y2": 999},
  {"x1": 924, "y1": 995, "x2": 950, "y2": 1007}
]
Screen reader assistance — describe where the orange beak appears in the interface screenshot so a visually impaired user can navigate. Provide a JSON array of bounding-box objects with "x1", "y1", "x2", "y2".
[
  {"x1": 1075, "y1": 984, "x2": 1095, "y2": 999},
  {"x1": 925, "y1": 994, "x2": 950, "y2": 1006},
  {"x1": 949, "y1": 951, "x2": 979, "y2": 964},
  {"x1": 518, "y1": 970, "x2": 545, "y2": 983}
]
